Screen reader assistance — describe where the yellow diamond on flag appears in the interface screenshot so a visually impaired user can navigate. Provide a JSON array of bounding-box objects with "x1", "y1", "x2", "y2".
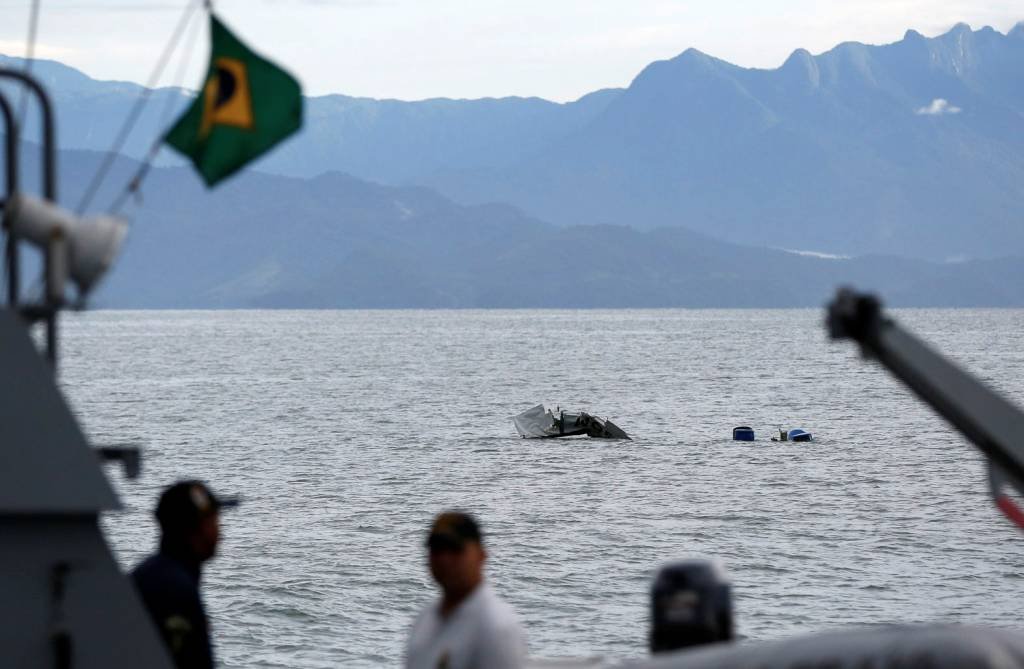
[{"x1": 200, "y1": 57, "x2": 255, "y2": 139}]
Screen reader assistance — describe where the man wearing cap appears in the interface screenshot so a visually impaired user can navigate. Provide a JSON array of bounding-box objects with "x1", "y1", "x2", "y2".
[
  {"x1": 406, "y1": 511, "x2": 526, "y2": 669},
  {"x1": 131, "y1": 480, "x2": 237, "y2": 669}
]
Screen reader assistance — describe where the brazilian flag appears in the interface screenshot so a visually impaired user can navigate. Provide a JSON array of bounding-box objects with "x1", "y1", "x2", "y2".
[{"x1": 165, "y1": 14, "x2": 303, "y2": 186}]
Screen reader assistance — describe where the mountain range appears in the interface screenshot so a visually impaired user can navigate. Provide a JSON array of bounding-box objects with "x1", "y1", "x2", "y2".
[
  {"x1": 1, "y1": 22, "x2": 1022, "y2": 307},
  {"x1": 423, "y1": 23, "x2": 1024, "y2": 259},
  {"x1": 3, "y1": 146, "x2": 1015, "y2": 309}
]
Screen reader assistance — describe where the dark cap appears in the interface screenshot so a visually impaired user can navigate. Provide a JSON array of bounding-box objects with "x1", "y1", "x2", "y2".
[
  {"x1": 155, "y1": 480, "x2": 239, "y2": 533},
  {"x1": 425, "y1": 511, "x2": 483, "y2": 551}
]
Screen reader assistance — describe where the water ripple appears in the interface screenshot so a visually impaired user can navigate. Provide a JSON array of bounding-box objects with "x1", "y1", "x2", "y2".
[{"x1": 58, "y1": 308, "x2": 1024, "y2": 667}]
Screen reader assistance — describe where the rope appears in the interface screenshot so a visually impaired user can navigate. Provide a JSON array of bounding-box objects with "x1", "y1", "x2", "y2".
[
  {"x1": 110, "y1": 2, "x2": 205, "y2": 215},
  {"x1": 74, "y1": 0, "x2": 202, "y2": 215},
  {"x1": 16, "y1": 0, "x2": 42, "y2": 127}
]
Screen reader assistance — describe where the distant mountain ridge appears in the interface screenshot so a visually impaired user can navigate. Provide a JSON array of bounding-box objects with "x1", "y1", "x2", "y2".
[
  {"x1": 0, "y1": 53, "x2": 623, "y2": 185},
  {"x1": 2, "y1": 20, "x2": 1024, "y2": 258},
  {"x1": 4, "y1": 22, "x2": 1023, "y2": 261},
  {"x1": 9, "y1": 146, "x2": 1013, "y2": 309},
  {"x1": 420, "y1": 22, "x2": 1024, "y2": 259},
  {"x1": 3, "y1": 22, "x2": 1024, "y2": 309}
]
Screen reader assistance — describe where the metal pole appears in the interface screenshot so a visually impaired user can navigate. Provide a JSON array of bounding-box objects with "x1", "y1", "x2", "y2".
[
  {"x1": 828, "y1": 288, "x2": 1024, "y2": 489},
  {"x1": 0, "y1": 92, "x2": 20, "y2": 306},
  {"x1": 0, "y1": 67, "x2": 56, "y2": 201},
  {"x1": 0, "y1": 68, "x2": 58, "y2": 368}
]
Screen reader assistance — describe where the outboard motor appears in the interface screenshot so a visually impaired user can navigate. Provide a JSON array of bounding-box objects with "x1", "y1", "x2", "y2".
[{"x1": 650, "y1": 560, "x2": 733, "y2": 653}]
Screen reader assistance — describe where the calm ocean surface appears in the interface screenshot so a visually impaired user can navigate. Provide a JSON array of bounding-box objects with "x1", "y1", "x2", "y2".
[{"x1": 58, "y1": 308, "x2": 1024, "y2": 667}]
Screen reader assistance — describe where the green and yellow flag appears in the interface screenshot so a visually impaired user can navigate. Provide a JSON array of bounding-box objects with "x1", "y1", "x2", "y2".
[{"x1": 165, "y1": 14, "x2": 303, "y2": 187}]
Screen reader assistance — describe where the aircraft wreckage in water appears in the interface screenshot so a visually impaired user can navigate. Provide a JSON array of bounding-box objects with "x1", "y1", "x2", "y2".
[{"x1": 513, "y1": 405, "x2": 630, "y2": 439}]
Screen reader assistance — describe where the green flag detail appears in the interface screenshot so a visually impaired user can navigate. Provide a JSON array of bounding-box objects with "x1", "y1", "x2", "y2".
[{"x1": 165, "y1": 14, "x2": 303, "y2": 186}]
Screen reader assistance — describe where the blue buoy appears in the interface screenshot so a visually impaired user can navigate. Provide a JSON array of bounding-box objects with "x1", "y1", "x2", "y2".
[
  {"x1": 732, "y1": 426, "x2": 755, "y2": 441},
  {"x1": 788, "y1": 428, "x2": 812, "y2": 442}
]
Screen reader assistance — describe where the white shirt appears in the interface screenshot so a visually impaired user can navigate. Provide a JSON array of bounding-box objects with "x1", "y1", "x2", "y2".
[{"x1": 405, "y1": 582, "x2": 527, "y2": 669}]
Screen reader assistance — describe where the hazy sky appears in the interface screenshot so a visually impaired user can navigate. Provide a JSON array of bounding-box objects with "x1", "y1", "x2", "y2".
[{"x1": 0, "y1": 0, "x2": 1020, "y2": 101}]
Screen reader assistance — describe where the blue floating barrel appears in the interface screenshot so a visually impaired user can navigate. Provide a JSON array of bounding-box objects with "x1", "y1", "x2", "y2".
[
  {"x1": 732, "y1": 426, "x2": 755, "y2": 441},
  {"x1": 788, "y1": 428, "x2": 812, "y2": 442}
]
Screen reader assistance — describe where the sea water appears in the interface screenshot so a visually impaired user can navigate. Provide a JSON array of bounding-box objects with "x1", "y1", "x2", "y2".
[{"x1": 58, "y1": 309, "x2": 1024, "y2": 667}]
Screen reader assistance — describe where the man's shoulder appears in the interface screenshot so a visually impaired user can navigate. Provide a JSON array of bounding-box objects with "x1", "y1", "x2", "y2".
[
  {"x1": 468, "y1": 585, "x2": 527, "y2": 663},
  {"x1": 131, "y1": 553, "x2": 197, "y2": 594},
  {"x1": 472, "y1": 585, "x2": 523, "y2": 630}
]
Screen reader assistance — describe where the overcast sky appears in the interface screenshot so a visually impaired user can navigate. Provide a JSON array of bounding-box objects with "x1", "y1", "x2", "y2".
[{"x1": 0, "y1": 0, "x2": 1020, "y2": 101}]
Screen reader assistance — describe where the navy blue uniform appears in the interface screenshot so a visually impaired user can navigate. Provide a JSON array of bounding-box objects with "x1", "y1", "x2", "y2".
[{"x1": 132, "y1": 549, "x2": 214, "y2": 669}]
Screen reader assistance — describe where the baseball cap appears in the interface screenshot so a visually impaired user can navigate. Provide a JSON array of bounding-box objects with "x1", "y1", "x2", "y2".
[
  {"x1": 425, "y1": 511, "x2": 483, "y2": 551},
  {"x1": 155, "y1": 480, "x2": 239, "y2": 533}
]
